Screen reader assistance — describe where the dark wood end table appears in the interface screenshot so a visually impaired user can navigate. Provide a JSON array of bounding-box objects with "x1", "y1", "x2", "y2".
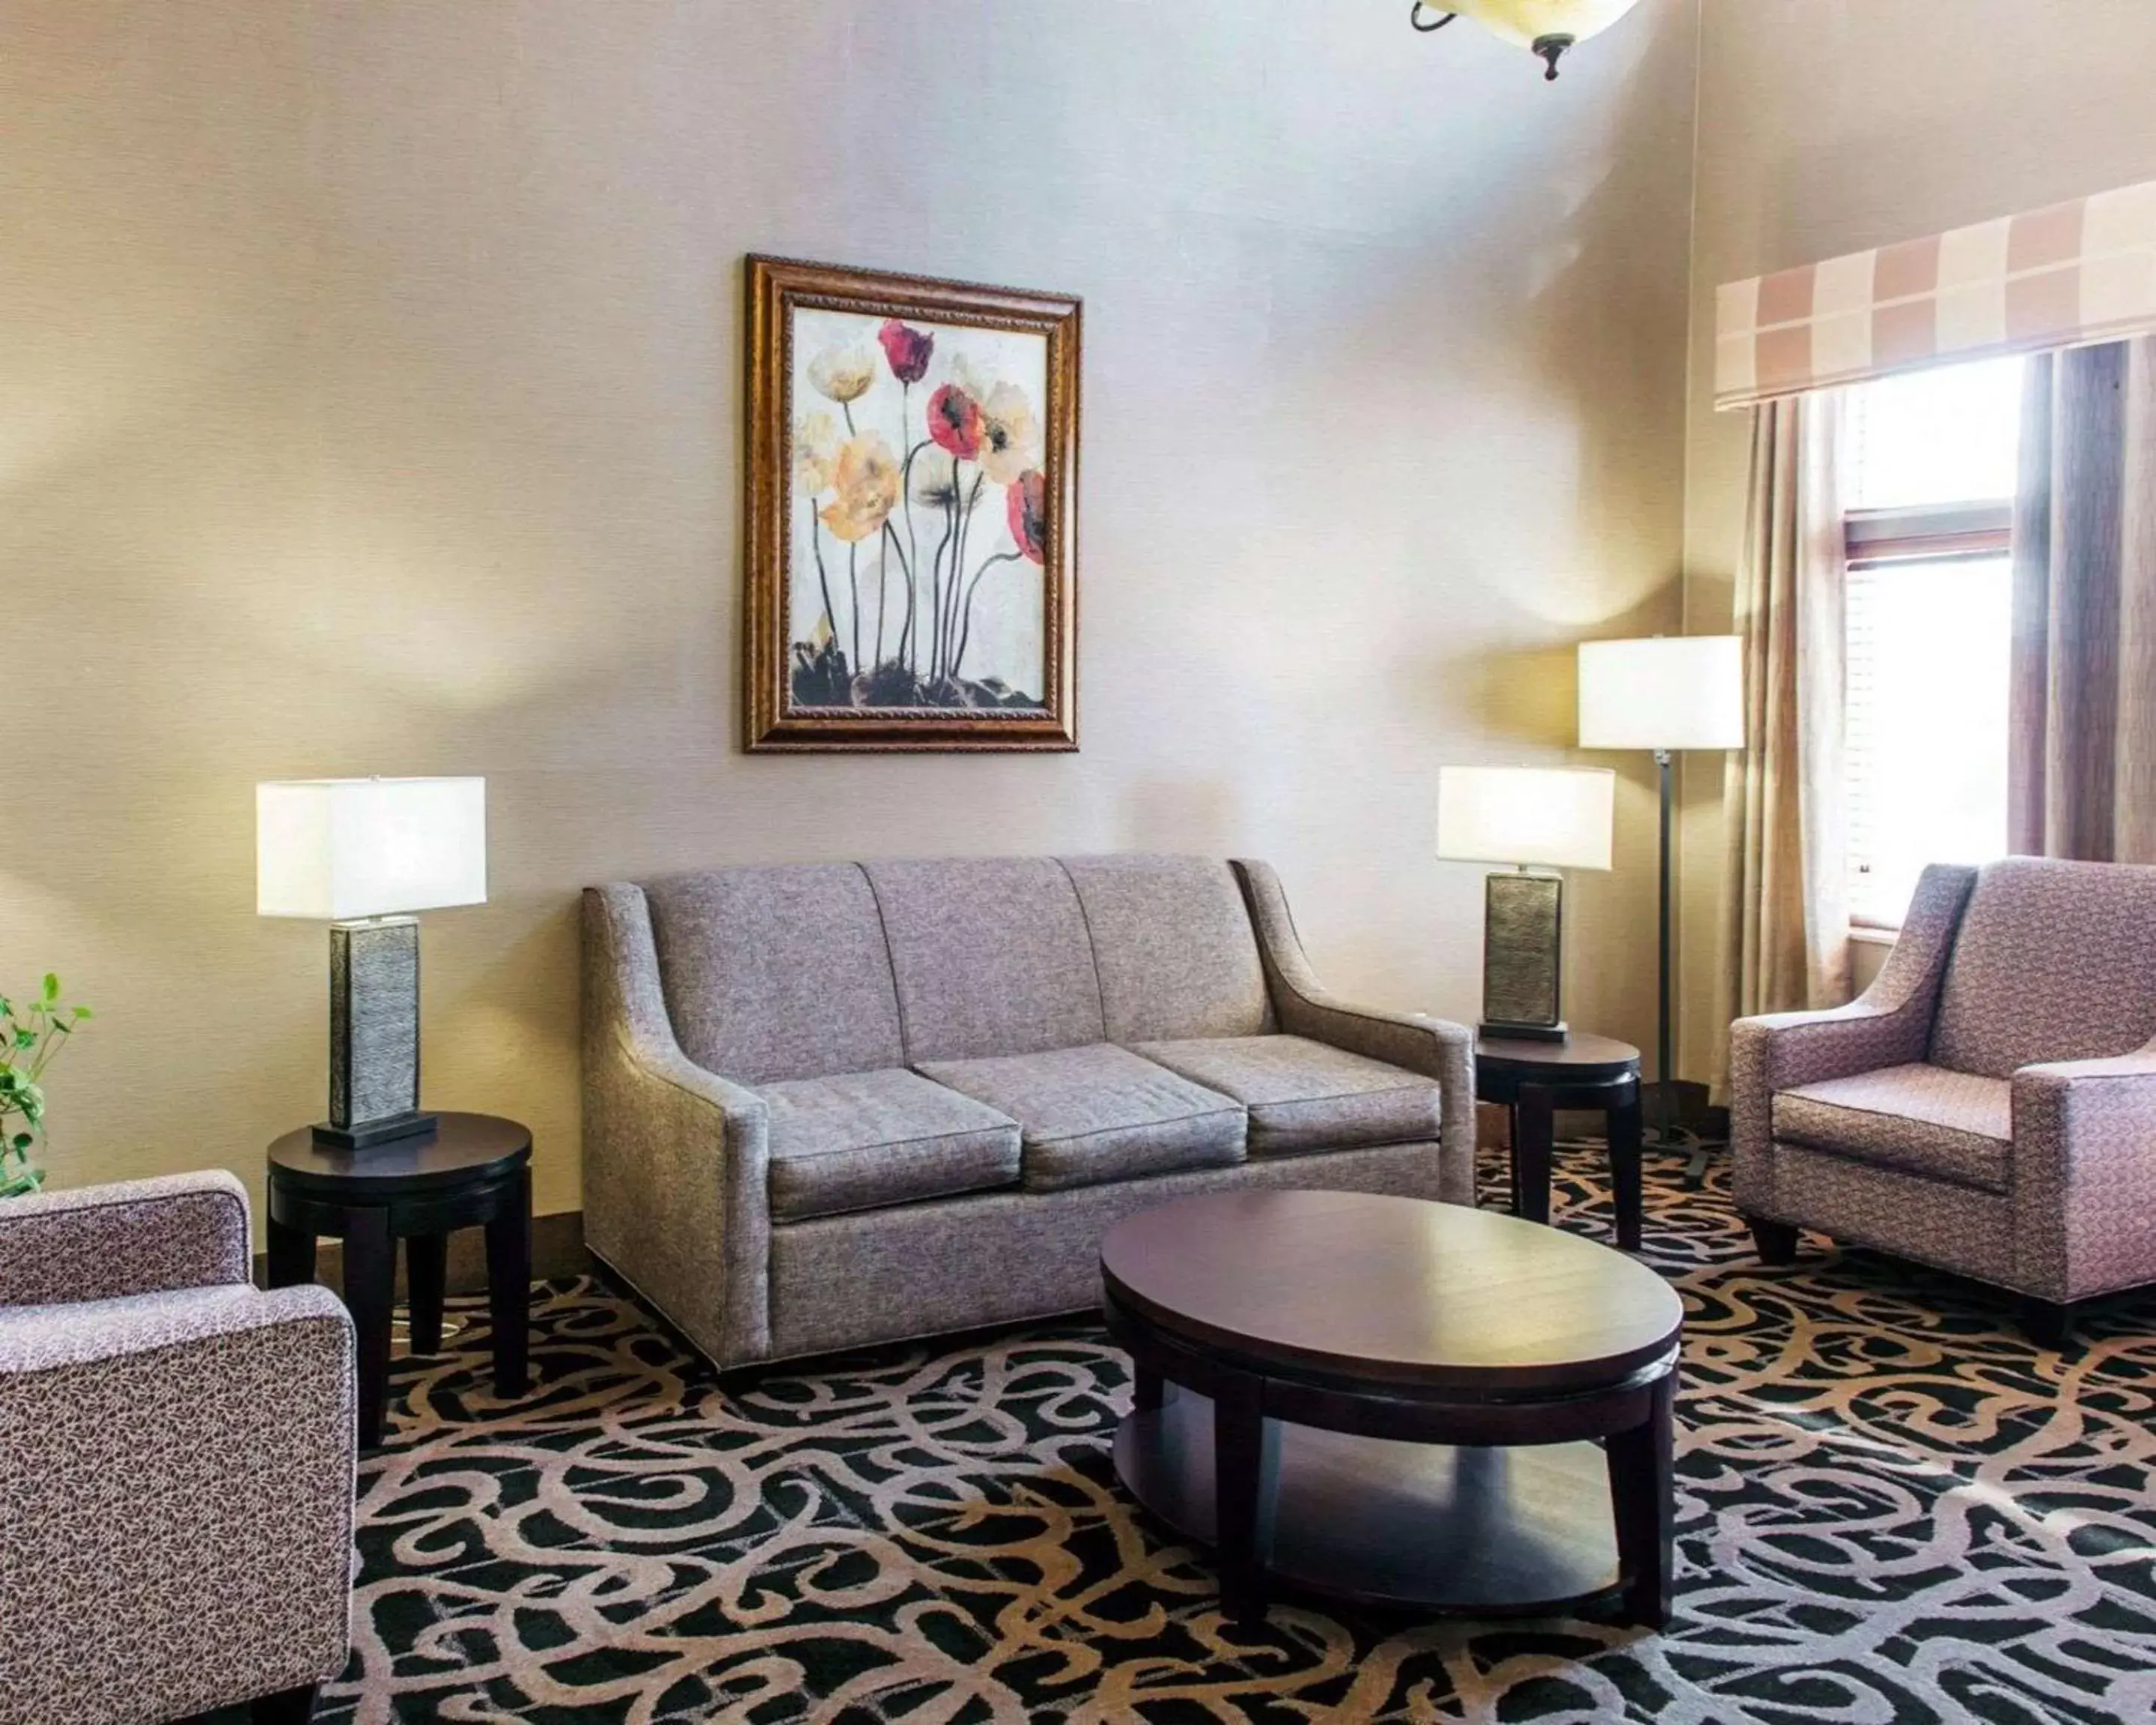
[
  {"x1": 1477, "y1": 1032, "x2": 1645, "y2": 1251},
  {"x1": 1103, "y1": 1190, "x2": 1682, "y2": 1628},
  {"x1": 266, "y1": 1111, "x2": 532, "y2": 1448}
]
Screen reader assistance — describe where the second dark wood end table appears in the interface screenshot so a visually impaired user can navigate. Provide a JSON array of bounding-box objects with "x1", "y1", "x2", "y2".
[
  {"x1": 266, "y1": 1111, "x2": 532, "y2": 1449},
  {"x1": 1477, "y1": 1032, "x2": 1645, "y2": 1251}
]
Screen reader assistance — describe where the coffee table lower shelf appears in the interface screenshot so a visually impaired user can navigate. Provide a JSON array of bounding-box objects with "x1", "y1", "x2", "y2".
[{"x1": 1115, "y1": 1386, "x2": 1624, "y2": 1618}]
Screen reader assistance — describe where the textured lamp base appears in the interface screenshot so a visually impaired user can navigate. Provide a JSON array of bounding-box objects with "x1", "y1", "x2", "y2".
[
  {"x1": 1481, "y1": 1018, "x2": 1570, "y2": 1045},
  {"x1": 1482, "y1": 871, "x2": 1567, "y2": 1044},
  {"x1": 319, "y1": 916, "x2": 436, "y2": 1151},
  {"x1": 313, "y1": 1111, "x2": 439, "y2": 1151}
]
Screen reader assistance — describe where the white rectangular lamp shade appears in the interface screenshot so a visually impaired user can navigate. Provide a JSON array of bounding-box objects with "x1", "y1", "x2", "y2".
[
  {"x1": 1577, "y1": 637, "x2": 1745, "y2": 751},
  {"x1": 1436, "y1": 767, "x2": 1615, "y2": 871},
  {"x1": 258, "y1": 778, "x2": 487, "y2": 921}
]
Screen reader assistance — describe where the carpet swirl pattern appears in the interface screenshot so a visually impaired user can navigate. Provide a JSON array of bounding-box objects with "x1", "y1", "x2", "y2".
[{"x1": 313, "y1": 1149, "x2": 2156, "y2": 1724}]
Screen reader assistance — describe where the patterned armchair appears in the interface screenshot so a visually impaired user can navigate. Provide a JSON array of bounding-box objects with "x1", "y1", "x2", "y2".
[
  {"x1": 0, "y1": 1172, "x2": 356, "y2": 1725},
  {"x1": 1732, "y1": 857, "x2": 2156, "y2": 1345}
]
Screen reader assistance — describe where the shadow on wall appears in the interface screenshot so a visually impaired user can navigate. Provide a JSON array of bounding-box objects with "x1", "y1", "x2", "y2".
[{"x1": 1118, "y1": 779, "x2": 1244, "y2": 859}]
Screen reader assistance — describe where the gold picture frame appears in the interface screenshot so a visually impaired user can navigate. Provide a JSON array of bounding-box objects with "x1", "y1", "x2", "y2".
[{"x1": 744, "y1": 255, "x2": 1081, "y2": 752}]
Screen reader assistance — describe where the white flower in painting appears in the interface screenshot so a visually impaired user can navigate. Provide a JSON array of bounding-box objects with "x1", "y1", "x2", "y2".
[
  {"x1": 912, "y1": 450, "x2": 966, "y2": 510},
  {"x1": 794, "y1": 411, "x2": 842, "y2": 494},
  {"x1": 808, "y1": 344, "x2": 877, "y2": 405},
  {"x1": 978, "y1": 382, "x2": 1041, "y2": 486}
]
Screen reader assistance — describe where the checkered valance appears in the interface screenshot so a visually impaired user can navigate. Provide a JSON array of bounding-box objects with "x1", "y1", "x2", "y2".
[{"x1": 1715, "y1": 179, "x2": 2156, "y2": 410}]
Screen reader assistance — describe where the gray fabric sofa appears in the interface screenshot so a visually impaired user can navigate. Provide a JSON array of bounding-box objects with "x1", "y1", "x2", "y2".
[{"x1": 582, "y1": 854, "x2": 1475, "y2": 1370}]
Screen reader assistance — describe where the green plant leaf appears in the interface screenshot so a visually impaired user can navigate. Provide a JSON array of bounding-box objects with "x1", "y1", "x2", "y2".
[
  {"x1": 12, "y1": 1029, "x2": 33, "y2": 1050},
  {"x1": 73, "y1": 1006, "x2": 93, "y2": 1020},
  {"x1": 42, "y1": 974, "x2": 60, "y2": 1003}
]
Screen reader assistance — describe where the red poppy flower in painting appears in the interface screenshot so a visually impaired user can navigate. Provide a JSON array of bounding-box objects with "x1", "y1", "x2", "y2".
[
  {"x1": 927, "y1": 384, "x2": 983, "y2": 460},
  {"x1": 879, "y1": 319, "x2": 935, "y2": 386},
  {"x1": 1007, "y1": 469, "x2": 1047, "y2": 564}
]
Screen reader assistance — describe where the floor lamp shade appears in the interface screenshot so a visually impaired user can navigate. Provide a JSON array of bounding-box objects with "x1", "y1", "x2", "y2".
[
  {"x1": 258, "y1": 778, "x2": 487, "y2": 1149},
  {"x1": 1577, "y1": 637, "x2": 1744, "y2": 752},
  {"x1": 1437, "y1": 767, "x2": 1614, "y2": 1042}
]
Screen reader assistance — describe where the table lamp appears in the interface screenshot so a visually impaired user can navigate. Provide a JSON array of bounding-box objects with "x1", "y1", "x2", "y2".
[
  {"x1": 1577, "y1": 637, "x2": 1744, "y2": 1143},
  {"x1": 1437, "y1": 765, "x2": 1616, "y2": 1043},
  {"x1": 257, "y1": 777, "x2": 487, "y2": 1149}
]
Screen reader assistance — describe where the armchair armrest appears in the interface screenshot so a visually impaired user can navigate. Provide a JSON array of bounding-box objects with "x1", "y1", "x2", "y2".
[
  {"x1": 1728, "y1": 863, "x2": 1976, "y2": 1216},
  {"x1": 0, "y1": 1281, "x2": 355, "y2": 1719},
  {"x1": 2011, "y1": 1041, "x2": 2156, "y2": 1303},
  {"x1": 1232, "y1": 860, "x2": 1477, "y2": 1205},
  {"x1": 0, "y1": 1169, "x2": 251, "y2": 1307},
  {"x1": 582, "y1": 883, "x2": 773, "y2": 1369}
]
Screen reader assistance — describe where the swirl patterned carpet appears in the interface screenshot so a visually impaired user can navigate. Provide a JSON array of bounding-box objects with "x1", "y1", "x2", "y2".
[{"x1": 309, "y1": 1148, "x2": 2156, "y2": 1724}]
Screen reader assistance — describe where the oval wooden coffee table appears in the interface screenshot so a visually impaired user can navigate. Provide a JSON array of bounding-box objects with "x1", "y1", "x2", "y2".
[{"x1": 1100, "y1": 1189, "x2": 1682, "y2": 1627}]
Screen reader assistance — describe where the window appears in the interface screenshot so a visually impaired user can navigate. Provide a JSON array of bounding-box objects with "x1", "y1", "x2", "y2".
[{"x1": 1842, "y1": 356, "x2": 2024, "y2": 928}]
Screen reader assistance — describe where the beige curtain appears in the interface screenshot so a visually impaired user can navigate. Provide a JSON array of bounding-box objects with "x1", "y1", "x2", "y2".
[
  {"x1": 1723, "y1": 392, "x2": 1853, "y2": 1035},
  {"x1": 2010, "y1": 338, "x2": 2156, "y2": 862}
]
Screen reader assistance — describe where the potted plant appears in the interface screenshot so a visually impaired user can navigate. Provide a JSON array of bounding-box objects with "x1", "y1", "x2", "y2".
[{"x1": 1, "y1": 975, "x2": 92, "y2": 1197}]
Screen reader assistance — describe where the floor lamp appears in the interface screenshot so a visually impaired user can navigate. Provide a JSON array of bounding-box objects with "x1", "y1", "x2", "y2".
[{"x1": 1577, "y1": 637, "x2": 1744, "y2": 1153}]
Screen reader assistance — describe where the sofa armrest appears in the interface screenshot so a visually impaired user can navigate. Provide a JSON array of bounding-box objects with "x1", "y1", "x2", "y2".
[
  {"x1": 0, "y1": 1282, "x2": 355, "y2": 1719},
  {"x1": 0, "y1": 1169, "x2": 251, "y2": 1307},
  {"x1": 1231, "y1": 860, "x2": 1477, "y2": 1205},
  {"x1": 1729, "y1": 863, "x2": 1976, "y2": 1218},
  {"x1": 2011, "y1": 1042, "x2": 2156, "y2": 1303},
  {"x1": 582, "y1": 883, "x2": 773, "y2": 1369}
]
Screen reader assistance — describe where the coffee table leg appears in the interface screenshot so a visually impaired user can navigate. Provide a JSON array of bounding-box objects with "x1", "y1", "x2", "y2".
[
  {"x1": 343, "y1": 1208, "x2": 395, "y2": 1450},
  {"x1": 1214, "y1": 1375, "x2": 1274, "y2": 1625},
  {"x1": 1515, "y1": 1084, "x2": 1555, "y2": 1226},
  {"x1": 1609, "y1": 1083, "x2": 1645, "y2": 1253},
  {"x1": 1607, "y1": 1368, "x2": 1675, "y2": 1628},
  {"x1": 1133, "y1": 1363, "x2": 1164, "y2": 1412},
  {"x1": 406, "y1": 1232, "x2": 448, "y2": 1357},
  {"x1": 484, "y1": 1166, "x2": 532, "y2": 1399}
]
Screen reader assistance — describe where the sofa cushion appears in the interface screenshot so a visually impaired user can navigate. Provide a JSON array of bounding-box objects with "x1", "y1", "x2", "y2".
[
  {"x1": 1775, "y1": 1062, "x2": 2012, "y2": 1193},
  {"x1": 1930, "y1": 857, "x2": 2156, "y2": 1079},
  {"x1": 1059, "y1": 855, "x2": 1273, "y2": 1042},
  {"x1": 642, "y1": 864, "x2": 904, "y2": 1084},
  {"x1": 756, "y1": 1068, "x2": 1023, "y2": 1223},
  {"x1": 863, "y1": 857, "x2": 1106, "y2": 1062},
  {"x1": 916, "y1": 1044, "x2": 1246, "y2": 1192},
  {"x1": 1130, "y1": 1035, "x2": 1441, "y2": 1157}
]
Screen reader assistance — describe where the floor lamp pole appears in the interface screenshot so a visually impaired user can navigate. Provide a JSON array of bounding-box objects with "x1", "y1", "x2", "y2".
[{"x1": 1654, "y1": 746, "x2": 1677, "y2": 1146}]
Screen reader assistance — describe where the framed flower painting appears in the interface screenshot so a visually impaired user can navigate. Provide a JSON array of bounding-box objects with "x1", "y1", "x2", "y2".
[{"x1": 745, "y1": 255, "x2": 1082, "y2": 752}]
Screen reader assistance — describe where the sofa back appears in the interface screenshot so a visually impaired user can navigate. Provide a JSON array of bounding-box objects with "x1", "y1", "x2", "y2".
[
  {"x1": 627, "y1": 854, "x2": 1271, "y2": 1080},
  {"x1": 642, "y1": 863, "x2": 905, "y2": 1085},
  {"x1": 1930, "y1": 857, "x2": 2156, "y2": 1078}
]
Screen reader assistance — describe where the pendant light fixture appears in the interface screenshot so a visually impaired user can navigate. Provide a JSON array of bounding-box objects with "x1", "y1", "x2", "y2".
[{"x1": 1410, "y1": 0, "x2": 1645, "y2": 81}]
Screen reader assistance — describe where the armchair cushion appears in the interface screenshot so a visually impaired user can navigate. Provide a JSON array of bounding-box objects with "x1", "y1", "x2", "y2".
[
  {"x1": 916, "y1": 1044, "x2": 1246, "y2": 1192},
  {"x1": 1131, "y1": 1035, "x2": 1442, "y2": 1157},
  {"x1": 1773, "y1": 1063, "x2": 2012, "y2": 1193},
  {"x1": 0, "y1": 1171, "x2": 249, "y2": 1307},
  {"x1": 756, "y1": 1068, "x2": 1022, "y2": 1223}
]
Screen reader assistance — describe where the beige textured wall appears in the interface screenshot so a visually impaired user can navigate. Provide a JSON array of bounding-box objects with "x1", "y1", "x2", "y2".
[
  {"x1": 1678, "y1": 0, "x2": 2156, "y2": 1083},
  {"x1": 4, "y1": 1, "x2": 1698, "y2": 1225}
]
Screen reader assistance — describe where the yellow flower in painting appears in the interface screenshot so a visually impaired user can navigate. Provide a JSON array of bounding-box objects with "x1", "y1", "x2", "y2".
[
  {"x1": 808, "y1": 344, "x2": 877, "y2": 405},
  {"x1": 818, "y1": 432, "x2": 901, "y2": 543},
  {"x1": 978, "y1": 382, "x2": 1041, "y2": 486},
  {"x1": 794, "y1": 411, "x2": 841, "y2": 494}
]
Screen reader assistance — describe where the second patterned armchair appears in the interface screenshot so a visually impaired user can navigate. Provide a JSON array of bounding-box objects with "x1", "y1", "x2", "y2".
[
  {"x1": 1731, "y1": 857, "x2": 2156, "y2": 1345},
  {"x1": 0, "y1": 1172, "x2": 356, "y2": 1725}
]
